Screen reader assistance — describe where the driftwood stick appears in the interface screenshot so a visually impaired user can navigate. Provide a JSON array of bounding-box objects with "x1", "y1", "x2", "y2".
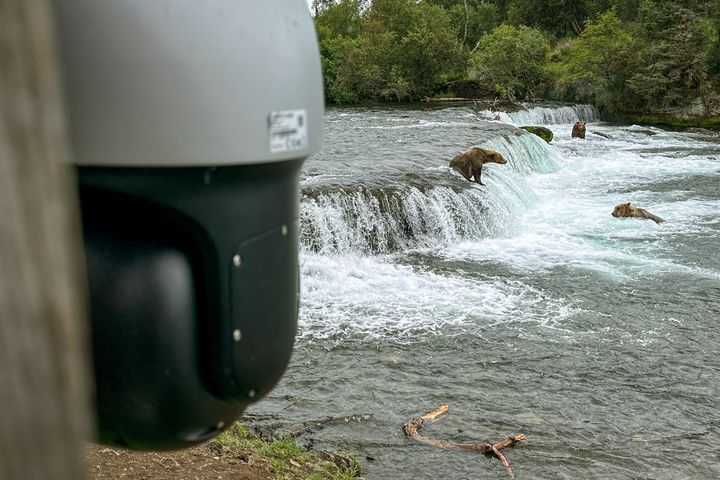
[
  {"x1": 402, "y1": 405, "x2": 526, "y2": 478},
  {"x1": 490, "y1": 444, "x2": 513, "y2": 478}
]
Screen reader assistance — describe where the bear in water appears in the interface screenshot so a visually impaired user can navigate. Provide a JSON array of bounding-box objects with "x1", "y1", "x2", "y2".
[
  {"x1": 449, "y1": 147, "x2": 507, "y2": 186},
  {"x1": 612, "y1": 202, "x2": 665, "y2": 224},
  {"x1": 572, "y1": 121, "x2": 587, "y2": 139}
]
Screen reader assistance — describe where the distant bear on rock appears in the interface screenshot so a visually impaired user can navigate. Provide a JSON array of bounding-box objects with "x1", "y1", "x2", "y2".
[
  {"x1": 572, "y1": 121, "x2": 587, "y2": 139},
  {"x1": 612, "y1": 202, "x2": 665, "y2": 224},
  {"x1": 449, "y1": 147, "x2": 507, "y2": 186}
]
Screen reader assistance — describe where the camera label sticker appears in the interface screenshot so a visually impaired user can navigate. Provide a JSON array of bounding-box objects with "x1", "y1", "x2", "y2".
[{"x1": 268, "y1": 109, "x2": 308, "y2": 154}]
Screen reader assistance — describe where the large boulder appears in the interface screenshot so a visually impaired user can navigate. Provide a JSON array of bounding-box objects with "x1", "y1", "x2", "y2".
[{"x1": 520, "y1": 125, "x2": 553, "y2": 143}]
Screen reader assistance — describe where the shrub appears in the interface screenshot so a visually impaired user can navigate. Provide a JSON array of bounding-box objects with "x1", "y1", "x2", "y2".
[
  {"x1": 469, "y1": 24, "x2": 550, "y2": 101},
  {"x1": 546, "y1": 10, "x2": 637, "y2": 112}
]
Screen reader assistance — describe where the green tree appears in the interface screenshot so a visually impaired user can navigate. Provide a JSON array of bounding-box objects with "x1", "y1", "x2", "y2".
[
  {"x1": 469, "y1": 24, "x2": 550, "y2": 101},
  {"x1": 505, "y1": 0, "x2": 613, "y2": 37},
  {"x1": 366, "y1": 0, "x2": 419, "y2": 37},
  {"x1": 708, "y1": 1, "x2": 720, "y2": 75},
  {"x1": 546, "y1": 9, "x2": 637, "y2": 110},
  {"x1": 314, "y1": 0, "x2": 363, "y2": 41},
  {"x1": 319, "y1": 36, "x2": 361, "y2": 103},
  {"x1": 609, "y1": 0, "x2": 641, "y2": 21},
  {"x1": 425, "y1": 1, "x2": 500, "y2": 48},
  {"x1": 393, "y1": 2, "x2": 467, "y2": 96},
  {"x1": 316, "y1": 0, "x2": 466, "y2": 102},
  {"x1": 313, "y1": 0, "x2": 719, "y2": 109},
  {"x1": 627, "y1": 0, "x2": 713, "y2": 109},
  {"x1": 322, "y1": 24, "x2": 403, "y2": 103}
]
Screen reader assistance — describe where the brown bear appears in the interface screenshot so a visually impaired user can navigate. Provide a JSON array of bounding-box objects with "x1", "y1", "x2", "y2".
[
  {"x1": 611, "y1": 202, "x2": 665, "y2": 224},
  {"x1": 572, "y1": 121, "x2": 586, "y2": 139},
  {"x1": 449, "y1": 147, "x2": 508, "y2": 186}
]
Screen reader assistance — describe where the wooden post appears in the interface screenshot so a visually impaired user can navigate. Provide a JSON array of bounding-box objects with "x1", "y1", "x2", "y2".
[{"x1": 0, "y1": 1, "x2": 92, "y2": 479}]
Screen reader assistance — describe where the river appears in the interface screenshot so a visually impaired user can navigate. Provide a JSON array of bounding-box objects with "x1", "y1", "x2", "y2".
[{"x1": 247, "y1": 103, "x2": 720, "y2": 479}]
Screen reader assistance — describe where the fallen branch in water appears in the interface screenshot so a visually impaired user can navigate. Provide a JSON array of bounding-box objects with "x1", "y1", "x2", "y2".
[{"x1": 402, "y1": 405, "x2": 526, "y2": 478}]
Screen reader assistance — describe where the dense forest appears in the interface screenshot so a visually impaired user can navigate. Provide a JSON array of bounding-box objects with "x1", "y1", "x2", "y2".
[{"x1": 311, "y1": 0, "x2": 720, "y2": 119}]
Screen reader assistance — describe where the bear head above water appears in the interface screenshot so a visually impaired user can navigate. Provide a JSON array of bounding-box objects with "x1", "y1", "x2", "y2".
[{"x1": 612, "y1": 202, "x2": 665, "y2": 224}]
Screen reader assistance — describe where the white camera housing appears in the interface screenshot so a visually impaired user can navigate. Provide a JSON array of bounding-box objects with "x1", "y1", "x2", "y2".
[{"x1": 57, "y1": 0, "x2": 323, "y2": 167}]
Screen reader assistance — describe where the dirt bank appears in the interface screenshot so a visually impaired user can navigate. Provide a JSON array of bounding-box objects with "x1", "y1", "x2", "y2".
[{"x1": 84, "y1": 422, "x2": 363, "y2": 480}]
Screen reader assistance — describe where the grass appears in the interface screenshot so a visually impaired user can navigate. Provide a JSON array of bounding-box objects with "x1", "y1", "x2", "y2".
[{"x1": 214, "y1": 422, "x2": 364, "y2": 480}]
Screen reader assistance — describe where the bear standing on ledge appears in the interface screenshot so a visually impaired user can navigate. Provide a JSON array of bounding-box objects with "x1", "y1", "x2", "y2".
[
  {"x1": 572, "y1": 121, "x2": 587, "y2": 139},
  {"x1": 612, "y1": 202, "x2": 665, "y2": 224},
  {"x1": 449, "y1": 147, "x2": 508, "y2": 186}
]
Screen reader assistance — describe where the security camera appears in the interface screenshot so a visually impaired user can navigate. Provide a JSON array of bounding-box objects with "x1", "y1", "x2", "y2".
[{"x1": 55, "y1": 0, "x2": 323, "y2": 449}]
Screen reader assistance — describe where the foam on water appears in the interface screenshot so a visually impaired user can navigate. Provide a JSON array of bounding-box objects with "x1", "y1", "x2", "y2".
[
  {"x1": 300, "y1": 131, "x2": 554, "y2": 254},
  {"x1": 484, "y1": 130, "x2": 559, "y2": 175},
  {"x1": 440, "y1": 227, "x2": 720, "y2": 282},
  {"x1": 482, "y1": 103, "x2": 601, "y2": 125},
  {"x1": 256, "y1": 104, "x2": 720, "y2": 480},
  {"x1": 297, "y1": 105, "x2": 720, "y2": 342},
  {"x1": 434, "y1": 120, "x2": 720, "y2": 281},
  {"x1": 300, "y1": 185, "x2": 503, "y2": 254},
  {"x1": 297, "y1": 252, "x2": 581, "y2": 344},
  {"x1": 363, "y1": 119, "x2": 479, "y2": 130},
  {"x1": 456, "y1": 125, "x2": 720, "y2": 278}
]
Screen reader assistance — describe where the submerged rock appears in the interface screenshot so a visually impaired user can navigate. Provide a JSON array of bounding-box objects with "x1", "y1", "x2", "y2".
[{"x1": 520, "y1": 125, "x2": 554, "y2": 143}]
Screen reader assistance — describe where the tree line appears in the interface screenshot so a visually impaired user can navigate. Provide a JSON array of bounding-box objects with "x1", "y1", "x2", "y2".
[{"x1": 312, "y1": 0, "x2": 720, "y2": 115}]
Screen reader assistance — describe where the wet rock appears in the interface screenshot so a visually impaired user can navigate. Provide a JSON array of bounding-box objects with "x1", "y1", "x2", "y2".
[{"x1": 520, "y1": 125, "x2": 553, "y2": 143}]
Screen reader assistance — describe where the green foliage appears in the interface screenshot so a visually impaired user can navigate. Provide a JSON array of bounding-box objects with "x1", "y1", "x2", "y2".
[
  {"x1": 430, "y1": 1, "x2": 500, "y2": 48},
  {"x1": 316, "y1": 0, "x2": 465, "y2": 103},
  {"x1": 469, "y1": 24, "x2": 550, "y2": 101},
  {"x1": 709, "y1": 1, "x2": 720, "y2": 75},
  {"x1": 215, "y1": 424, "x2": 260, "y2": 449},
  {"x1": 306, "y1": 459, "x2": 363, "y2": 480},
  {"x1": 505, "y1": 0, "x2": 614, "y2": 37},
  {"x1": 215, "y1": 422, "x2": 364, "y2": 480},
  {"x1": 322, "y1": 34, "x2": 390, "y2": 103},
  {"x1": 314, "y1": 0, "x2": 362, "y2": 41},
  {"x1": 312, "y1": 0, "x2": 719, "y2": 113},
  {"x1": 395, "y1": 3, "x2": 467, "y2": 92},
  {"x1": 546, "y1": 9, "x2": 637, "y2": 110},
  {"x1": 609, "y1": 0, "x2": 642, "y2": 21},
  {"x1": 259, "y1": 437, "x2": 315, "y2": 463},
  {"x1": 627, "y1": 0, "x2": 713, "y2": 109}
]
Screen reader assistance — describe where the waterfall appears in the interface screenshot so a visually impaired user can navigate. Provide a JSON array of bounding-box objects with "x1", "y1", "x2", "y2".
[
  {"x1": 484, "y1": 131, "x2": 559, "y2": 175},
  {"x1": 300, "y1": 131, "x2": 556, "y2": 254},
  {"x1": 478, "y1": 104, "x2": 600, "y2": 125}
]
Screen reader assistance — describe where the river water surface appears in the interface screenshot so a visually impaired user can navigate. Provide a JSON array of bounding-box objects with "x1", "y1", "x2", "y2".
[{"x1": 249, "y1": 104, "x2": 720, "y2": 479}]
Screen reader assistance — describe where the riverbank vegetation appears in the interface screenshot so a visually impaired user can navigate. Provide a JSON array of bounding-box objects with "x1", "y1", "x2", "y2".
[
  {"x1": 84, "y1": 422, "x2": 363, "y2": 480},
  {"x1": 312, "y1": 0, "x2": 720, "y2": 123}
]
